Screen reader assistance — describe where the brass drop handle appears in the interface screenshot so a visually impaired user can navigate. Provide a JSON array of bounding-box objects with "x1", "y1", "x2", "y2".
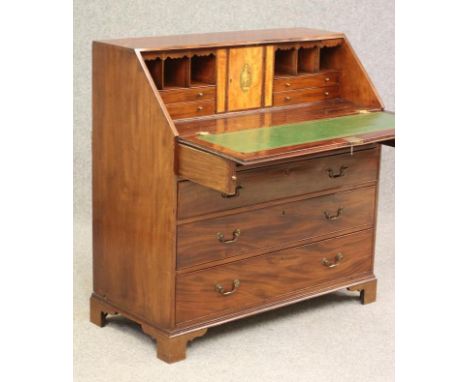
[
  {"x1": 285, "y1": 82, "x2": 291, "y2": 87},
  {"x1": 215, "y1": 279, "x2": 240, "y2": 296},
  {"x1": 324, "y1": 208, "x2": 343, "y2": 221},
  {"x1": 221, "y1": 186, "x2": 242, "y2": 198},
  {"x1": 327, "y1": 166, "x2": 348, "y2": 178},
  {"x1": 285, "y1": 96, "x2": 291, "y2": 101},
  {"x1": 321, "y1": 253, "x2": 344, "y2": 268},
  {"x1": 217, "y1": 228, "x2": 241, "y2": 244},
  {"x1": 197, "y1": 106, "x2": 204, "y2": 111},
  {"x1": 197, "y1": 92, "x2": 204, "y2": 97}
]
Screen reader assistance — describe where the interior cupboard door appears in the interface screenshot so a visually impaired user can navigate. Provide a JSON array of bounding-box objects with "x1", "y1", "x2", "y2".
[{"x1": 227, "y1": 47, "x2": 264, "y2": 111}]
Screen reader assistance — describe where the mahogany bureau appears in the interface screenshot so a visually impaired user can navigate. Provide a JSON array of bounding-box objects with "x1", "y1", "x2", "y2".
[{"x1": 90, "y1": 28, "x2": 395, "y2": 363}]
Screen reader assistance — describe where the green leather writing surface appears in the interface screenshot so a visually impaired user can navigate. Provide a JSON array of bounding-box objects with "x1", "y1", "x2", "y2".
[{"x1": 198, "y1": 112, "x2": 394, "y2": 154}]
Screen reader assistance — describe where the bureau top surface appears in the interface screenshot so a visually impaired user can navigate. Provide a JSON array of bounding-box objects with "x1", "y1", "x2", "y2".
[{"x1": 98, "y1": 28, "x2": 343, "y2": 51}]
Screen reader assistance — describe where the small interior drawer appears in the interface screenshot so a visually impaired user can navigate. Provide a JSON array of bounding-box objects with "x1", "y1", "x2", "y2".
[
  {"x1": 176, "y1": 229, "x2": 374, "y2": 324},
  {"x1": 166, "y1": 99, "x2": 215, "y2": 119},
  {"x1": 159, "y1": 86, "x2": 215, "y2": 104},
  {"x1": 273, "y1": 85, "x2": 339, "y2": 106},
  {"x1": 273, "y1": 71, "x2": 340, "y2": 92}
]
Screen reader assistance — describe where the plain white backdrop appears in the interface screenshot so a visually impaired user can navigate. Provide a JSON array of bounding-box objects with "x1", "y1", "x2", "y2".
[
  {"x1": 395, "y1": 1, "x2": 468, "y2": 381},
  {"x1": 0, "y1": 1, "x2": 72, "y2": 381},
  {"x1": 0, "y1": 1, "x2": 467, "y2": 381}
]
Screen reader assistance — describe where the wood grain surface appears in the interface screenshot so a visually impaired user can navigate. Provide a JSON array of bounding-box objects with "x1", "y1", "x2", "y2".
[
  {"x1": 175, "y1": 99, "x2": 377, "y2": 136},
  {"x1": 178, "y1": 147, "x2": 379, "y2": 219},
  {"x1": 92, "y1": 43, "x2": 177, "y2": 328},
  {"x1": 159, "y1": 85, "x2": 215, "y2": 104},
  {"x1": 228, "y1": 47, "x2": 264, "y2": 111},
  {"x1": 273, "y1": 70, "x2": 340, "y2": 92},
  {"x1": 101, "y1": 28, "x2": 344, "y2": 51},
  {"x1": 320, "y1": 37, "x2": 383, "y2": 109},
  {"x1": 176, "y1": 144, "x2": 236, "y2": 194},
  {"x1": 176, "y1": 229, "x2": 374, "y2": 323},
  {"x1": 273, "y1": 85, "x2": 339, "y2": 106},
  {"x1": 216, "y1": 48, "x2": 227, "y2": 113},
  {"x1": 165, "y1": 99, "x2": 215, "y2": 119},
  {"x1": 177, "y1": 186, "x2": 375, "y2": 269},
  {"x1": 263, "y1": 45, "x2": 275, "y2": 107}
]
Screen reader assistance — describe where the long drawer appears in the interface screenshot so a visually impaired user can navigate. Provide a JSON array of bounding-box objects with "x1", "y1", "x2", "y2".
[
  {"x1": 177, "y1": 186, "x2": 375, "y2": 269},
  {"x1": 176, "y1": 229, "x2": 374, "y2": 324},
  {"x1": 178, "y1": 148, "x2": 379, "y2": 219}
]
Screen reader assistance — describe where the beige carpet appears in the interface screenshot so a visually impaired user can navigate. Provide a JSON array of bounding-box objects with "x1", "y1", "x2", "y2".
[{"x1": 74, "y1": 147, "x2": 394, "y2": 382}]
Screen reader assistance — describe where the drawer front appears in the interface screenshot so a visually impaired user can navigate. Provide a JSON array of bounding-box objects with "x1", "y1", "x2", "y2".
[
  {"x1": 178, "y1": 148, "x2": 379, "y2": 219},
  {"x1": 165, "y1": 99, "x2": 215, "y2": 119},
  {"x1": 176, "y1": 229, "x2": 374, "y2": 323},
  {"x1": 177, "y1": 186, "x2": 375, "y2": 269},
  {"x1": 159, "y1": 86, "x2": 215, "y2": 104},
  {"x1": 273, "y1": 71, "x2": 340, "y2": 92},
  {"x1": 273, "y1": 85, "x2": 339, "y2": 106}
]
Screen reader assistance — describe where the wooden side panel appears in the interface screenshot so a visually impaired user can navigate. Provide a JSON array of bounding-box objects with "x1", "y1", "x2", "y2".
[
  {"x1": 177, "y1": 144, "x2": 236, "y2": 195},
  {"x1": 227, "y1": 47, "x2": 264, "y2": 111},
  {"x1": 321, "y1": 38, "x2": 384, "y2": 109},
  {"x1": 92, "y1": 42, "x2": 177, "y2": 328},
  {"x1": 264, "y1": 45, "x2": 275, "y2": 107},
  {"x1": 216, "y1": 49, "x2": 227, "y2": 112}
]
